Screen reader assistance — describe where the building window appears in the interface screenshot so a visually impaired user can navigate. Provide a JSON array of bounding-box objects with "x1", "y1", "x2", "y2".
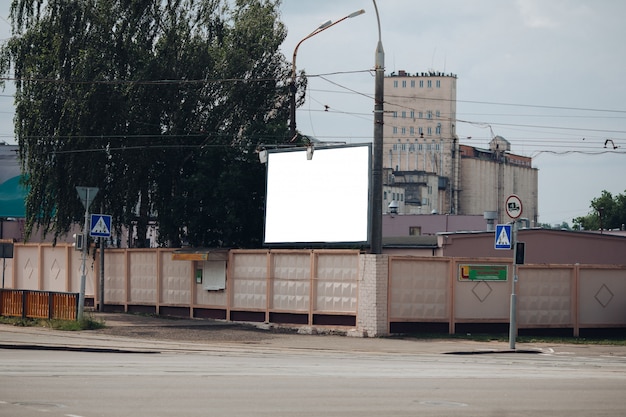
[
  {"x1": 393, "y1": 111, "x2": 397, "y2": 118},
  {"x1": 410, "y1": 80, "x2": 415, "y2": 87},
  {"x1": 401, "y1": 127, "x2": 406, "y2": 135},
  {"x1": 427, "y1": 80, "x2": 432, "y2": 88},
  {"x1": 436, "y1": 111, "x2": 440, "y2": 118},
  {"x1": 393, "y1": 143, "x2": 397, "y2": 150},
  {"x1": 401, "y1": 111, "x2": 406, "y2": 118},
  {"x1": 393, "y1": 127, "x2": 398, "y2": 134},
  {"x1": 436, "y1": 80, "x2": 441, "y2": 88},
  {"x1": 418, "y1": 112, "x2": 423, "y2": 119},
  {"x1": 436, "y1": 123, "x2": 441, "y2": 135},
  {"x1": 393, "y1": 80, "x2": 398, "y2": 88},
  {"x1": 410, "y1": 127, "x2": 414, "y2": 135},
  {"x1": 410, "y1": 110, "x2": 415, "y2": 119},
  {"x1": 409, "y1": 226, "x2": 421, "y2": 236},
  {"x1": 384, "y1": 191, "x2": 387, "y2": 200},
  {"x1": 418, "y1": 127, "x2": 423, "y2": 136},
  {"x1": 419, "y1": 80, "x2": 424, "y2": 88},
  {"x1": 427, "y1": 127, "x2": 432, "y2": 136},
  {"x1": 427, "y1": 111, "x2": 432, "y2": 119},
  {"x1": 402, "y1": 80, "x2": 406, "y2": 88}
]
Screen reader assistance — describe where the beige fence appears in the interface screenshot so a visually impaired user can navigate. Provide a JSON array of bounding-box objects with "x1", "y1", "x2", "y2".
[
  {"x1": 2, "y1": 243, "x2": 625, "y2": 335},
  {"x1": 388, "y1": 256, "x2": 626, "y2": 336},
  {"x1": 77, "y1": 246, "x2": 359, "y2": 326}
]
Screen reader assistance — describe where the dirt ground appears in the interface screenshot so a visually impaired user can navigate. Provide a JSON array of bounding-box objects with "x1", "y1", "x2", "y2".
[{"x1": 90, "y1": 312, "x2": 301, "y2": 344}]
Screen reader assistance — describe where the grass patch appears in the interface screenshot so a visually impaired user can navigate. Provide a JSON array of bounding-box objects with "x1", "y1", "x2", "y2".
[
  {"x1": 0, "y1": 315, "x2": 105, "y2": 331},
  {"x1": 517, "y1": 335, "x2": 626, "y2": 346}
]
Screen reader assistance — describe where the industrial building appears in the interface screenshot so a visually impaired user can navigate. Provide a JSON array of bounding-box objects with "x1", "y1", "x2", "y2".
[{"x1": 383, "y1": 71, "x2": 538, "y2": 225}]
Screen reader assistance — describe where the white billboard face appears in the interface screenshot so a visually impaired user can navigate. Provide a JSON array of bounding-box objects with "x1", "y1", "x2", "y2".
[{"x1": 264, "y1": 144, "x2": 371, "y2": 245}]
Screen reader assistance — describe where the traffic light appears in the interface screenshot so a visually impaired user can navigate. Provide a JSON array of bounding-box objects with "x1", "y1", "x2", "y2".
[
  {"x1": 515, "y1": 241, "x2": 525, "y2": 265},
  {"x1": 73, "y1": 234, "x2": 84, "y2": 251}
]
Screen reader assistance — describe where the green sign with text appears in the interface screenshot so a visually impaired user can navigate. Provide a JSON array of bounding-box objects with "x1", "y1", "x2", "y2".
[{"x1": 459, "y1": 264, "x2": 508, "y2": 281}]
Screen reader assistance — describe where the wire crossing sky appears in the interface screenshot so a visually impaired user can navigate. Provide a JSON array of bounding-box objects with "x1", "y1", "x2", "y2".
[{"x1": 0, "y1": 1, "x2": 624, "y2": 226}]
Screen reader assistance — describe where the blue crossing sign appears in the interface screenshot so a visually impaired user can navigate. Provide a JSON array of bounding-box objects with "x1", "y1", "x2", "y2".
[
  {"x1": 90, "y1": 214, "x2": 112, "y2": 238},
  {"x1": 495, "y1": 224, "x2": 512, "y2": 250}
]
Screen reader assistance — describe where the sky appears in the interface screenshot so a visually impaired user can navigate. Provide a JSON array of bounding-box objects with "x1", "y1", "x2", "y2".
[
  {"x1": 0, "y1": 1, "x2": 625, "y2": 227},
  {"x1": 278, "y1": 0, "x2": 626, "y2": 226}
]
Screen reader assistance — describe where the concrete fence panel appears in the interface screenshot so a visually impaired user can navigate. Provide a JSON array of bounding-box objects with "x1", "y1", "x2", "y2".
[
  {"x1": 578, "y1": 265, "x2": 626, "y2": 328},
  {"x1": 388, "y1": 257, "x2": 449, "y2": 322},
  {"x1": 160, "y1": 250, "x2": 191, "y2": 306},
  {"x1": 103, "y1": 250, "x2": 128, "y2": 304},
  {"x1": 128, "y1": 250, "x2": 157, "y2": 304},
  {"x1": 315, "y1": 251, "x2": 359, "y2": 314},
  {"x1": 14, "y1": 244, "x2": 40, "y2": 290},
  {"x1": 270, "y1": 252, "x2": 311, "y2": 312},
  {"x1": 0, "y1": 256, "x2": 13, "y2": 288},
  {"x1": 230, "y1": 251, "x2": 267, "y2": 311},
  {"x1": 518, "y1": 266, "x2": 574, "y2": 328},
  {"x1": 42, "y1": 245, "x2": 69, "y2": 292},
  {"x1": 453, "y1": 259, "x2": 511, "y2": 322}
]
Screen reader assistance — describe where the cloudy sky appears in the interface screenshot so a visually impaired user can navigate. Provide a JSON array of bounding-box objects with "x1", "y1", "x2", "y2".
[
  {"x1": 1, "y1": 1, "x2": 624, "y2": 226},
  {"x1": 279, "y1": 0, "x2": 626, "y2": 226}
]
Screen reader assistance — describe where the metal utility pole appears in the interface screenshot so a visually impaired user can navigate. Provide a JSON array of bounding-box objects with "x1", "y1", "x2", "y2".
[
  {"x1": 509, "y1": 220, "x2": 518, "y2": 349},
  {"x1": 370, "y1": 0, "x2": 384, "y2": 254},
  {"x1": 76, "y1": 186, "x2": 98, "y2": 321},
  {"x1": 99, "y1": 237, "x2": 105, "y2": 312}
]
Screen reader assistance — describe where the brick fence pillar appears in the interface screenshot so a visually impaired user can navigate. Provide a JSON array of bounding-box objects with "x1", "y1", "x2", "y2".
[{"x1": 353, "y1": 254, "x2": 389, "y2": 337}]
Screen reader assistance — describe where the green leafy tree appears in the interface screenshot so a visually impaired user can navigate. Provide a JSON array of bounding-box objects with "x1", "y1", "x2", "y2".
[
  {"x1": 573, "y1": 190, "x2": 626, "y2": 231},
  {"x1": 1, "y1": 0, "x2": 290, "y2": 247}
]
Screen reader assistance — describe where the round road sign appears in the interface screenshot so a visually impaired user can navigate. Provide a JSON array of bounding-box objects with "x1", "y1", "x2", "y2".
[{"x1": 505, "y1": 194, "x2": 523, "y2": 219}]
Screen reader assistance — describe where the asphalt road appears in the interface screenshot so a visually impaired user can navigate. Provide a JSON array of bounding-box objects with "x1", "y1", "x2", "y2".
[{"x1": 0, "y1": 314, "x2": 625, "y2": 417}]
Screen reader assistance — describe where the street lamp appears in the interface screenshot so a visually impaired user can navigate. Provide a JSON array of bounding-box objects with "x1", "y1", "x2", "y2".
[
  {"x1": 289, "y1": 9, "x2": 365, "y2": 142},
  {"x1": 370, "y1": 0, "x2": 384, "y2": 254}
]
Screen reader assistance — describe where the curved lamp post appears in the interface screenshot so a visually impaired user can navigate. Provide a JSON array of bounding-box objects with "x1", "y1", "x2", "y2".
[{"x1": 289, "y1": 9, "x2": 365, "y2": 142}]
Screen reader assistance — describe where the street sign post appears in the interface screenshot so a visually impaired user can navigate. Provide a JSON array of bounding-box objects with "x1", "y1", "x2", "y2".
[
  {"x1": 75, "y1": 186, "x2": 98, "y2": 321},
  {"x1": 504, "y1": 194, "x2": 523, "y2": 350},
  {"x1": 89, "y1": 213, "x2": 111, "y2": 313}
]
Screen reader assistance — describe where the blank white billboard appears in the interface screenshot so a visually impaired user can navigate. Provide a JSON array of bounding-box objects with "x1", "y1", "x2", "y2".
[{"x1": 264, "y1": 144, "x2": 371, "y2": 245}]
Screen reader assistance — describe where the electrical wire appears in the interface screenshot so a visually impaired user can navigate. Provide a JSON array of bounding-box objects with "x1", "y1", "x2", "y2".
[{"x1": 1, "y1": 70, "x2": 625, "y2": 154}]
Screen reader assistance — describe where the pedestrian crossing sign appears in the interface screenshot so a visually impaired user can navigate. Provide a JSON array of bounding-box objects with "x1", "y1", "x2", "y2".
[
  {"x1": 495, "y1": 224, "x2": 512, "y2": 250},
  {"x1": 90, "y1": 214, "x2": 112, "y2": 237}
]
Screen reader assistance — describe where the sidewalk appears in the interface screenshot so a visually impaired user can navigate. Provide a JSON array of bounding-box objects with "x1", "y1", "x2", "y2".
[{"x1": 0, "y1": 312, "x2": 624, "y2": 357}]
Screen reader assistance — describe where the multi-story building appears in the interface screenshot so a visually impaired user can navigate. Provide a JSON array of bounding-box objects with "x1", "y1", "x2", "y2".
[
  {"x1": 382, "y1": 70, "x2": 538, "y2": 225},
  {"x1": 383, "y1": 70, "x2": 460, "y2": 215}
]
